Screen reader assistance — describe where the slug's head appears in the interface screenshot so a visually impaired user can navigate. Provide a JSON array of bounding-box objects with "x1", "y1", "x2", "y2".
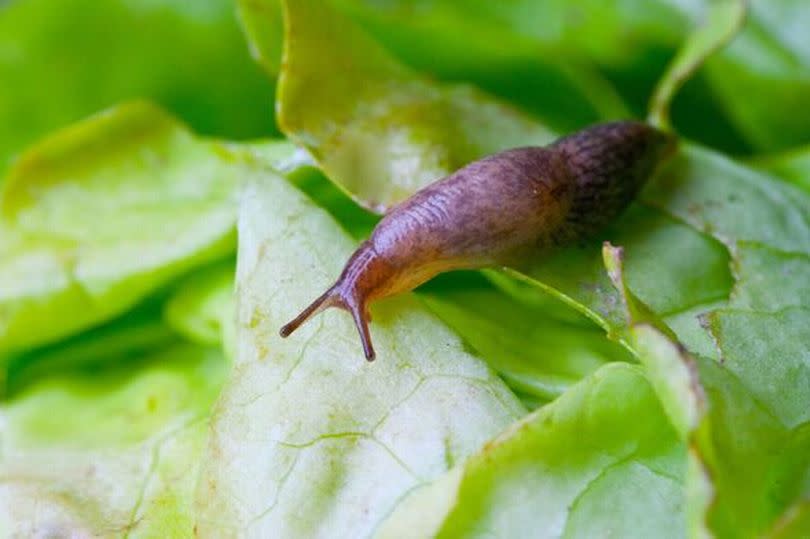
[{"x1": 279, "y1": 242, "x2": 384, "y2": 361}]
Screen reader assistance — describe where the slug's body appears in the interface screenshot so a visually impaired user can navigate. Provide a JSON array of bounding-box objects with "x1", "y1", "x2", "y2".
[{"x1": 281, "y1": 121, "x2": 675, "y2": 360}]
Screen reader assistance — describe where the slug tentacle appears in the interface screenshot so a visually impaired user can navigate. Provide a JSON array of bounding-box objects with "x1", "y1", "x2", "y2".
[
  {"x1": 278, "y1": 287, "x2": 338, "y2": 338},
  {"x1": 280, "y1": 241, "x2": 382, "y2": 360},
  {"x1": 349, "y1": 301, "x2": 375, "y2": 361},
  {"x1": 279, "y1": 284, "x2": 376, "y2": 361},
  {"x1": 279, "y1": 120, "x2": 676, "y2": 362}
]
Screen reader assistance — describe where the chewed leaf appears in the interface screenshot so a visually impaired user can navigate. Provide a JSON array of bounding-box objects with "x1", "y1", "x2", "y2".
[
  {"x1": 606, "y1": 245, "x2": 810, "y2": 538},
  {"x1": 512, "y1": 142, "x2": 810, "y2": 357},
  {"x1": 0, "y1": 102, "x2": 245, "y2": 355},
  {"x1": 275, "y1": 0, "x2": 553, "y2": 212},
  {"x1": 730, "y1": 242, "x2": 810, "y2": 311},
  {"x1": 194, "y1": 169, "x2": 523, "y2": 536},
  {"x1": 602, "y1": 243, "x2": 704, "y2": 438},
  {"x1": 377, "y1": 363, "x2": 685, "y2": 539},
  {"x1": 507, "y1": 200, "x2": 733, "y2": 343}
]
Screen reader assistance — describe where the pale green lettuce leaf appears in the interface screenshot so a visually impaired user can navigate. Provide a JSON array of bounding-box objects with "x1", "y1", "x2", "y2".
[
  {"x1": 0, "y1": 0, "x2": 274, "y2": 177},
  {"x1": 161, "y1": 140, "x2": 376, "y2": 356},
  {"x1": 274, "y1": 0, "x2": 554, "y2": 212},
  {"x1": 3, "y1": 300, "x2": 174, "y2": 397},
  {"x1": 642, "y1": 146, "x2": 810, "y2": 254},
  {"x1": 511, "y1": 142, "x2": 810, "y2": 353},
  {"x1": 510, "y1": 201, "x2": 733, "y2": 340},
  {"x1": 164, "y1": 260, "x2": 235, "y2": 347},
  {"x1": 0, "y1": 102, "x2": 242, "y2": 355},
  {"x1": 706, "y1": 308, "x2": 810, "y2": 429},
  {"x1": 253, "y1": 0, "x2": 738, "y2": 352},
  {"x1": 377, "y1": 363, "x2": 684, "y2": 539},
  {"x1": 603, "y1": 145, "x2": 810, "y2": 536},
  {"x1": 420, "y1": 283, "x2": 632, "y2": 404},
  {"x1": 729, "y1": 242, "x2": 810, "y2": 311},
  {"x1": 226, "y1": 139, "x2": 312, "y2": 174},
  {"x1": 194, "y1": 168, "x2": 524, "y2": 537},
  {"x1": 0, "y1": 342, "x2": 226, "y2": 537}
]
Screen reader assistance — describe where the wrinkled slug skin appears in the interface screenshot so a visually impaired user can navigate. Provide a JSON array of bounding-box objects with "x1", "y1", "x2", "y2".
[{"x1": 281, "y1": 121, "x2": 676, "y2": 360}]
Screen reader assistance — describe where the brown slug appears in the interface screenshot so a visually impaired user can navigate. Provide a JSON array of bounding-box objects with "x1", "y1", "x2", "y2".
[{"x1": 280, "y1": 121, "x2": 676, "y2": 360}]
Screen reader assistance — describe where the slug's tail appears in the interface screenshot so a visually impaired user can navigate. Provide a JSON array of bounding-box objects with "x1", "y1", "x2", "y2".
[{"x1": 279, "y1": 285, "x2": 376, "y2": 361}]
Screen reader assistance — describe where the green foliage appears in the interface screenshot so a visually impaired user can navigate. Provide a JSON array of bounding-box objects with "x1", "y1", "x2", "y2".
[
  {"x1": 0, "y1": 102, "x2": 241, "y2": 356},
  {"x1": 1, "y1": 0, "x2": 808, "y2": 537},
  {"x1": 0, "y1": 0, "x2": 275, "y2": 177}
]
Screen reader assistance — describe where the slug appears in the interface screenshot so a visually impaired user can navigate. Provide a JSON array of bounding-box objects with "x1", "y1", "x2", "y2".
[{"x1": 280, "y1": 121, "x2": 676, "y2": 360}]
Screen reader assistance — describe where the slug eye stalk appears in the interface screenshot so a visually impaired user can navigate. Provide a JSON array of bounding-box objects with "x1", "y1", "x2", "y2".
[{"x1": 280, "y1": 285, "x2": 376, "y2": 361}]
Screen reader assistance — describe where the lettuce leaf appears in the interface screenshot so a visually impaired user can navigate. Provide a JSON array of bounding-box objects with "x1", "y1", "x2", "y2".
[
  {"x1": 702, "y1": 0, "x2": 810, "y2": 151},
  {"x1": 0, "y1": 102, "x2": 241, "y2": 356},
  {"x1": 195, "y1": 166, "x2": 524, "y2": 537},
  {"x1": 377, "y1": 363, "x2": 685, "y2": 538},
  {"x1": 278, "y1": 0, "x2": 810, "y2": 153},
  {"x1": 0, "y1": 341, "x2": 226, "y2": 537},
  {"x1": 274, "y1": 0, "x2": 555, "y2": 212},
  {"x1": 421, "y1": 283, "x2": 632, "y2": 405},
  {"x1": 2, "y1": 0, "x2": 809, "y2": 536},
  {"x1": 237, "y1": 0, "x2": 631, "y2": 133},
  {"x1": 242, "y1": 2, "x2": 810, "y2": 536},
  {"x1": 605, "y1": 244, "x2": 810, "y2": 538},
  {"x1": 753, "y1": 145, "x2": 810, "y2": 193},
  {"x1": 0, "y1": 0, "x2": 274, "y2": 177},
  {"x1": 164, "y1": 260, "x2": 235, "y2": 348}
]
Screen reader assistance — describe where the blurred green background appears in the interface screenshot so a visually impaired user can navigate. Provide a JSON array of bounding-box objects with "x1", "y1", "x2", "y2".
[{"x1": 3, "y1": 0, "x2": 809, "y2": 184}]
